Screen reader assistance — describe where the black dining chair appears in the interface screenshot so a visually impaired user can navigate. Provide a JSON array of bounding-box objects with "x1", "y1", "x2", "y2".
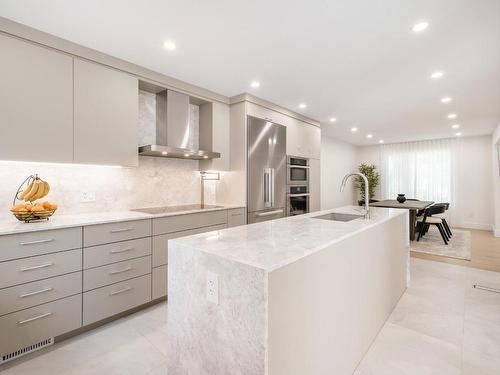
[
  {"x1": 416, "y1": 205, "x2": 449, "y2": 245},
  {"x1": 429, "y1": 203, "x2": 452, "y2": 238}
]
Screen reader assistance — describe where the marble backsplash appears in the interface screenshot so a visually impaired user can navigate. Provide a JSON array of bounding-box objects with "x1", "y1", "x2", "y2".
[{"x1": 0, "y1": 157, "x2": 218, "y2": 218}]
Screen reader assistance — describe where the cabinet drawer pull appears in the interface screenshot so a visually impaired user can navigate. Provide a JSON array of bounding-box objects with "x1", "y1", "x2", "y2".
[
  {"x1": 19, "y1": 287, "x2": 54, "y2": 298},
  {"x1": 19, "y1": 239, "x2": 54, "y2": 246},
  {"x1": 17, "y1": 312, "x2": 53, "y2": 325},
  {"x1": 109, "y1": 266, "x2": 133, "y2": 275},
  {"x1": 110, "y1": 228, "x2": 133, "y2": 233},
  {"x1": 109, "y1": 247, "x2": 133, "y2": 254},
  {"x1": 20, "y1": 262, "x2": 54, "y2": 272},
  {"x1": 109, "y1": 287, "x2": 133, "y2": 296}
]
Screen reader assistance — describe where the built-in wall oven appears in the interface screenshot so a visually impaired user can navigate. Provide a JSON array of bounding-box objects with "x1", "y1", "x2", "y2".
[
  {"x1": 287, "y1": 185, "x2": 310, "y2": 216},
  {"x1": 287, "y1": 156, "x2": 309, "y2": 185}
]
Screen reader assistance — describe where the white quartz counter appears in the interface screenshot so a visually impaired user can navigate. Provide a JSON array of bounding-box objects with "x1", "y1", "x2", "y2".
[
  {"x1": 0, "y1": 205, "x2": 244, "y2": 235},
  {"x1": 170, "y1": 206, "x2": 408, "y2": 271}
]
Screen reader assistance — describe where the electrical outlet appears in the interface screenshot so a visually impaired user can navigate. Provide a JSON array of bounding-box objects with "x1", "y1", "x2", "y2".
[
  {"x1": 206, "y1": 271, "x2": 219, "y2": 305},
  {"x1": 81, "y1": 190, "x2": 96, "y2": 203}
]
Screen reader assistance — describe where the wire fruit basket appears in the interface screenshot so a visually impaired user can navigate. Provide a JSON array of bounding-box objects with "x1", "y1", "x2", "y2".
[{"x1": 10, "y1": 174, "x2": 58, "y2": 223}]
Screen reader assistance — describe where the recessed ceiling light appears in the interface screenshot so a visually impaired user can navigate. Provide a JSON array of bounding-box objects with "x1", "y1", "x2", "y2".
[
  {"x1": 351, "y1": 127, "x2": 358, "y2": 132},
  {"x1": 447, "y1": 113, "x2": 457, "y2": 119},
  {"x1": 367, "y1": 134, "x2": 373, "y2": 139},
  {"x1": 298, "y1": 103, "x2": 307, "y2": 109},
  {"x1": 163, "y1": 40, "x2": 176, "y2": 51},
  {"x1": 250, "y1": 81, "x2": 260, "y2": 88},
  {"x1": 412, "y1": 21, "x2": 429, "y2": 33},
  {"x1": 441, "y1": 97, "x2": 452, "y2": 103},
  {"x1": 329, "y1": 117, "x2": 337, "y2": 123},
  {"x1": 451, "y1": 124, "x2": 460, "y2": 129},
  {"x1": 455, "y1": 132, "x2": 462, "y2": 136},
  {"x1": 379, "y1": 140, "x2": 385, "y2": 144},
  {"x1": 431, "y1": 71, "x2": 444, "y2": 79}
]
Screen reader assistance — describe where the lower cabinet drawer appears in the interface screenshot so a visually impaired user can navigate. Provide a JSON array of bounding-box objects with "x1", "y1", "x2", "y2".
[
  {"x1": 0, "y1": 249, "x2": 82, "y2": 289},
  {"x1": 0, "y1": 272, "x2": 82, "y2": 316},
  {"x1": 227, "y1": 208, "x2": 246, "y2": 227},
  {"x1": 152, "y1": 210, "x2": 227, "y2": 235},
  {"x1": 83, "y1": 237, "x2": 151, "y2": 269},
  {"x1": 0, "y1": 294, "x2": 82, "y2": 356},
  {"x1": 152, "y1": 224, "x2": 226, "y2": 267},
  {"x1": 83, "y1": 256, "x2": 151, "y2": 292},
  {"x1": 83, "y1": 274, "x2": 151, "y2": 325},
  {"x1": 152, "y1": 265, "x2": 167, "y2": 300}
]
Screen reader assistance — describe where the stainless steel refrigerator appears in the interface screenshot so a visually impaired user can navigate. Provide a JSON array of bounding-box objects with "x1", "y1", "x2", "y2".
[{"x1": 247, "y1": 116, "x2": 287, "y2": 223}]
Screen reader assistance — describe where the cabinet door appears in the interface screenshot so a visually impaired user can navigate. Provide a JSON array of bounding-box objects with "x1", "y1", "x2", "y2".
[
  {"x1": 309, "y1": 158, "x2": 321, "y2": 212},
  {"x1": 199, "y1": 101, "x2": 230, "y2": 171},
  {"x1": 0, "y1": 34, "x2": 73, "y2": 163},
  {"x1": 74, "y1": 59, "x2": 138, "y2": 166},
  {"x1": 287, "y1": 120, "x2": 321, "y2": 159}
]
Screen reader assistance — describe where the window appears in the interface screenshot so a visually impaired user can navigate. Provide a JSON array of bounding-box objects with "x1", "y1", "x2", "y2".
[{"x1": 380, "y1": 139, "x2": 456, "y2": 204}]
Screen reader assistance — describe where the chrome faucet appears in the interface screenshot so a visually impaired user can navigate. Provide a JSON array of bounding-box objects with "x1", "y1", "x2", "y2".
[{"x1": 340, "y1": 172, "x2": 370, "y2": 219}]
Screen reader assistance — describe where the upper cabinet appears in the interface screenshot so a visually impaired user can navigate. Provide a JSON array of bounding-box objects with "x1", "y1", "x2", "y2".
[
  {"x1": 74, "y1": 59, "x2": 139, "y2": 167},
  {"x1": 286, "y1": 119, "x2": 321, "y2": 159},
  {"x1": 199, "y1": 101, "x2": 230, "y2": 171},
  {"x1": 0, "y1": 34, "x2": 74, "y2": 163}
]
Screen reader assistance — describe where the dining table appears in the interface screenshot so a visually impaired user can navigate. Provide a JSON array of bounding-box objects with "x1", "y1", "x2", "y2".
[{"x1": 370, "y1": 199, "x2": 434, "y2": 241}]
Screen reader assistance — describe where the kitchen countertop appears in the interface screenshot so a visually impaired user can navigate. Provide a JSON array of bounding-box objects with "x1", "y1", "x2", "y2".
[
  {"x1": 0, "y1": 204, "x2": 244, "y2": 236},
  {"x1": 170, "y1": 205, "x2": 408, "y2": 271}
]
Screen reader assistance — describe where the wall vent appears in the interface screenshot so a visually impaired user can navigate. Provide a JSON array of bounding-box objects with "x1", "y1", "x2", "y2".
[{"x1": 1, "y1": 337, "x2": 53, "y2": 365}]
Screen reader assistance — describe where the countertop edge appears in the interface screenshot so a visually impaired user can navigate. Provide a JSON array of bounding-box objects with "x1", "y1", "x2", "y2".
[{"x1": 0, "y1": 205, "x2": 245, "y2": 236}]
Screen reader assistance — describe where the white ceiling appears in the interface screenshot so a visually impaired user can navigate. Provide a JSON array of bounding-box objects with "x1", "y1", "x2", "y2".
[{"x1": 1, "y1": 0, "x2": 499, "y2": 145}]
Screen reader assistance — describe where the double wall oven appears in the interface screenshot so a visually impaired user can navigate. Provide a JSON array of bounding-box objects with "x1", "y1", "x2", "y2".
[{"x1": 287, "y1": 156, "x2": 310, "y2": 216}]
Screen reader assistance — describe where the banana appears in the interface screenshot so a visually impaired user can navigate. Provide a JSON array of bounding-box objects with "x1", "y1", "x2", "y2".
[
  {"x1": 24, "y1": 179, "x2": 41, "y2": 202},
  {"x1": 32, "y1": 180, "x2": 46, "y2": 201},
  {"x1": 43, "y1": 180, "x2": 50, "y2": 197},
  {"x1": 18, "y1": 177, "x2": 35, "y2": 200}
]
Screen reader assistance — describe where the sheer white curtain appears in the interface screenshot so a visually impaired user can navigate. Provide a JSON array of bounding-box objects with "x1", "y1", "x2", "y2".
[{"x1": 380, "y1": 138, "x2": 458, "y2": 222}]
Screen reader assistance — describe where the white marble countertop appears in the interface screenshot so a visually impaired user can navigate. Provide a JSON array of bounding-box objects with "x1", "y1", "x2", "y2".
[
  {"x1": 170, "y1": 206, "x2": 408, "y2": 272},
  {"x1": 0, "y1": 205, "x2": 244, "y2": 236}
]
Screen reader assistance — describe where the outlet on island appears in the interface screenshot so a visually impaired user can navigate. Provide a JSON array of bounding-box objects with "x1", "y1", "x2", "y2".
[
  {"x1": 206, "y1": 271, "x2": 219, "y2": 305},
  {"x1": 81, "y1": 190, "x2": 96, "y2": 203}
]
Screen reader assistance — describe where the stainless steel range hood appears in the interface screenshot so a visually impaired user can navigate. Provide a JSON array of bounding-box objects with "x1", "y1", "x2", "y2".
[{"x1": 138, "y1": 90, "x2": 220, "y2": 160}]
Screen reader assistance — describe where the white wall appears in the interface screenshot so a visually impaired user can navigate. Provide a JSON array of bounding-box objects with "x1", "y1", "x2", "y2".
[
  {"x1": 355, "y1": 135, "x2": 494, "y2": 230},
  {"x1": 320, "y1": 136, "x2": 358, "y2": 209},
  {"x1": 493, "y1": 124, "x2": 500, "y2": 236}
]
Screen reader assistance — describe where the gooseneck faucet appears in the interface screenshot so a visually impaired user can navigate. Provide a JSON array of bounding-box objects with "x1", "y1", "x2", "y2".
[{"x1": 340, "y1": 172, "x2": 370, "y2": 219}]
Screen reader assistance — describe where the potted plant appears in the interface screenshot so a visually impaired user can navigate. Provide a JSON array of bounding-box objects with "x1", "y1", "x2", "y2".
[{"x1": 354, "y1": 164, "x2": 380, "y2": 206}]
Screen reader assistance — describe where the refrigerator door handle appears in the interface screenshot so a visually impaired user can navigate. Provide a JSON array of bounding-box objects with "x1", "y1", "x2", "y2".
[
  {"x1": 270, "y1": 168, "x2": 275, "y2": 207},
  {"x1": 264, "y1": 168, "x2": 271, "y2": 207}
]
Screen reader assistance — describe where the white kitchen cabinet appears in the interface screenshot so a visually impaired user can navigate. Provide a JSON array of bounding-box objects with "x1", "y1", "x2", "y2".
[
  {"x1": 199, "y1": 101, "x2": 231, "y2": 171},
  {"x1": 74, "y1": 59, "x2": 139, "y2": 166},
  {"x1": 286, "y1": 120, "x2": 321, "y2": 159},
  {"x1": 0, "y1": 34, "x2": 74, "y2": 163},
  {"x1": 309, "y1": 158, "x2": 321, "y2": 212}
]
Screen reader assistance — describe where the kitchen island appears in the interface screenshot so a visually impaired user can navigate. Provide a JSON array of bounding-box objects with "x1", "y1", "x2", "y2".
[{"x1": 167, "y1": 206, "x2": 409, "y2": 375}]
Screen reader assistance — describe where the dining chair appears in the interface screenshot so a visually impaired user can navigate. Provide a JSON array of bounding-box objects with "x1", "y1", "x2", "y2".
[
  {"x1": 416, "y1": 205, "x2": 449, "y2": 245},
  {"x1": 429, "y1": 203, "x2": 452, "y2": 238}
]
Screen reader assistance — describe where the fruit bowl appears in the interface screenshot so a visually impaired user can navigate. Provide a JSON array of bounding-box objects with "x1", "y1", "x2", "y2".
[
  {"x1": 11, "y1": 208, "x2": 57, "y2": 223},
  {"x1": 11, "y1": 174, "x2": 58, "y2": 223}
]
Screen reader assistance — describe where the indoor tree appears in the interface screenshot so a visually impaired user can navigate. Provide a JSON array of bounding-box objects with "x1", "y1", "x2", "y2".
[{"x1": 354, "y1": 163, "x2": 380, "y2": 204}]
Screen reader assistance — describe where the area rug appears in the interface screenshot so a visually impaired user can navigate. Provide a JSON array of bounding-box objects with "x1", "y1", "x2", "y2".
[{"x1": 411, "y1": 228, "x2": 471, "y2": 260}]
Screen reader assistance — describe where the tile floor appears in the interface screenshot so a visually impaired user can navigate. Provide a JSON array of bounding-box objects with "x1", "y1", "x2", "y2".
[{"x1": 2, "y1": 258, "x2": 500, "y2": 374}]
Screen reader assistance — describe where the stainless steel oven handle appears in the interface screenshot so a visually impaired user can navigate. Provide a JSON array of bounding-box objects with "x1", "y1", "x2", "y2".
[
  {"x1": 287, "y1": 165, "x2": 310, "y2": 169},
  {"x1": 288, "y1": 193, "x2": 310, "y2": 197},
  {"x1": 256, "y1": 209, "x2": 283, "y2": 217}
]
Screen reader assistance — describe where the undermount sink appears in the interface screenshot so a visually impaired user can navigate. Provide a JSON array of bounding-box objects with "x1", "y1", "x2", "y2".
[{"x1": 312, "y1": 212, "x2": 363, "y2": 222}]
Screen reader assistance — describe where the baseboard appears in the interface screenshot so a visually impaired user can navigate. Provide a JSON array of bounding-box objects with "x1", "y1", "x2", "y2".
[{"x1": 455, "y1": 222, "x2": 493, "y2": 231}]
